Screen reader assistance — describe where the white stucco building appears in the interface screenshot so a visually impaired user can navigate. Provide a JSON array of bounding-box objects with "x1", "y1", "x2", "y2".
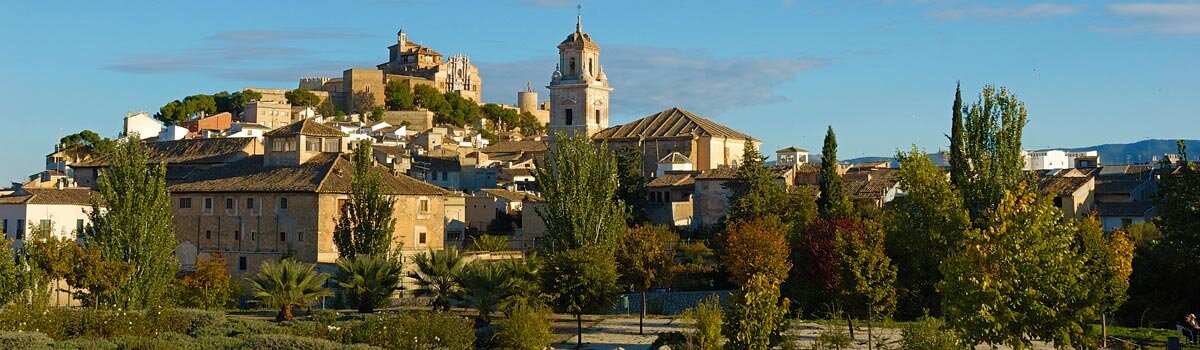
[
  {"x1": 1024, "y1": 150, "x2": 1070, "y2": 170},
  {"x1": 122, "y1": 111, "x2": 164, "y2": 140},
  {"x1": 0, "y1": 187, "x2": 97, "y2": 246}
]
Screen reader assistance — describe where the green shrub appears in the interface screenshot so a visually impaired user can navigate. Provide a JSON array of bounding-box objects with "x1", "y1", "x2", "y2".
[
  {"x1": 0, "y1": 331, "x2": 54, "y2": 349},
  {"x1": 650, "y1": 331, "x2": 697, "y2": 350},
  {"x1": 51, "y1": 338, "x2": 118, "y2": 350},
  {"x1": 145, "y1": 308, "x2": 228, "y2": 335},
  {"x1": 492, "y1": 305, "x2": 553, "y2": 350},
  {"x1": 899, "y1": 317, "x2": 965, "y2": 350},
  {"x1": 689, "y1": 295, "x2": 724, "y2": 349},
  {"x1": 810, "y1": 323, "x2": 853, "y2": 350},
  {"x1": 241, "y1": 333, "x2": 356, "y2": 350},
  {"x1": 354, "y1": 312, "x2": 474, "y2": 350},
  {"x1": 193, "y1": 319, "x2": 283, "y2": 338}
]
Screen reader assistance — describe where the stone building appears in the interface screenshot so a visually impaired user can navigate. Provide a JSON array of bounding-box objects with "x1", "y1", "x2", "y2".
[
  {"x1": 592, "y1": 107, "x2": 760, "y2": 177},
  {"x1": 70, "y1": 138, "x2": 263, "y2": 189},
  {"x1": 548, "y1": 15, "x2": 611, "y2": 137},
  {"x1": 167, "y1": 119, "x2": 448, "y2": 275}
]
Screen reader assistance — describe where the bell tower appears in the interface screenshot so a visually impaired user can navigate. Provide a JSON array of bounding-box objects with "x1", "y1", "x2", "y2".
[{"x1": 548, "y1": 8, "x2": 611, "y2": 138}]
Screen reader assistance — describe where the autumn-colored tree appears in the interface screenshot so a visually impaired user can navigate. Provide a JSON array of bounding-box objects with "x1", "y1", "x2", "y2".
[
  {"x1": 178, "y1": 253, "x2": 234, "y2": 310},
  {"x1": 617, "y1": 225, "x2": 677, "y2": 334},
  {"x1": 723, "y1": 217, "x2": 791, "y2": 286},
  {"x1": 1077, "y1": 218, "x2": 1133, "y2": 348},
  {"x1": 65, "y1": 245, "x2": 132, "y2": 308},
  {"x1": 23, "y1": 222, "x2": 76, "y2": 306},
  {"x1": 791, "y1": 217, "x2": 850, "y2": 310}
]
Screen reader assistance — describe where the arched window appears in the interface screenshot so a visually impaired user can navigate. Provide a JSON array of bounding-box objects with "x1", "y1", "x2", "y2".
[
  {"x1": 589, "y1": 58, "x2": 594, "y2": 75},
  {"x1": 569, "y1": 57, "x2": 577, "y2": 75}
]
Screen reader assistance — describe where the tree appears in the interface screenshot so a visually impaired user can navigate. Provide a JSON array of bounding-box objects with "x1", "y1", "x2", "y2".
[
  {"x1": 0, "y1": 239, "x2": 22, "y2": 305},
  {"x1": 791, "y1": 217, "x2": 850, "y2": 311},
  {"x1": 467, "y1": 234, "x2": 510, "y2": 252},
  {"x1": 59, "y1": 130, "x2": 102, "y2": 149},
  {"x1": 23, "y1": 222, "x2": 75, "y2": 306},
  {"x1": 384, "y1": 81, "x2": 414, "y2": 111},
  {"x1": 492, "y1": 304, "x2": 554, "y2": 350},
  {"x1": 455, "y1": 262, "x2": 510, "y2": 324},
  {"x1": 617, "y1": 225, "x2": 677, "y2": 334},
  {"x1": 724, "y1": 273, "x2": 790, "y2": 350},
  {"x1": 214, "y1": 90, "x2": 260, "y2": 116},
  {"x1": 518, "y1": 112, "x2": 546, "y2": 135},
  {"x1": 482, "y1": 103, "x2": 521, "y2": 131},
  {"x1": 541, "y1": 247, "x2": 621, "y2": 347},
  {"x1": 885, "y1": 146, "x2": 970, "y2": 318},
  {"x1": 725, "y1": 140, "x2": 788, "y2": 223},
  {"x1": 183, "y1": 94, "x2": 218, "y2": 117},
  {"x1": 246, "y1": 259, "x2": 332, "y2": 322},
  {"x1": 286, "y1": 88, "x2": 322, "y2": 107},
  {"x1": 350, "y1": 91, "x2": 376, "y2": 115},
  {"x1": 940, "y1": 186, "x2": 1100, "y2": 348},
  {"x1": 818, "y1": 126, "x2": 850, "y2": 218},
  {"x1": 1077, "y1": 218, "x2": 1133, "y2": 348},
  {"x1": 723, "y1": 217, "x2": 791, "y2": 286},
  {"x1": 948, "y1": 82, "x2": 966, "y2": 187},
  {"x1": 177, "y1": 253, "x2": 234, "y2": 310},
  {"x1": 615, "y1": 146, "x2": 650, "y2": 226},
  {"x1": 65, "y1": 244, "x2": 131, "y2": 308},
  {"x1": 334, "y1": 255, "x2": 402, "y2": 313},
  {"x1": 333, "y1": 140, "x2": 397, "y2": 259},
  {"x1": 956, "y1": 85, "x2": 1028, "y2": 223},
  {"x1": 368, "y1": 106, "x2": 385, "y2": 123},
  {"x1": 410, "y1": 248, "x2": 467, "y2": 311},
  {"x1": 154, "y1": 100, "x2": 189, "y2": 125},
  {"x1": 836, "y1": 220, "x2": 897, "y2": 350},
  {"x1": 83, "y1": 137, "x2": 179, "y2": 309},
  {"x1": 534, "y1": 132, "x2": 626, "y2": 252},
  {"x1": 413, "y1": 85, "x2": 446, "y2": 111}
]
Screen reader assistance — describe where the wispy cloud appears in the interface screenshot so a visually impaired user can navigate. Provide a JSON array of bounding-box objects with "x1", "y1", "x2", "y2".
[
  {"x1": 479, "y1": 45, "x2": 829, "y2": 117},
  {"x1": 1094, "y1": 3, "x2": 1200, "y2": 35},
  {"x1": 208, "y1": 29, "x2": 368, "y2": 42},
  {"x1": 106, "y1": 28, "x2": 375, "y2": 82},
  {"x1": 930, "y1": 3, "x2": 1083, "y2": 20}
]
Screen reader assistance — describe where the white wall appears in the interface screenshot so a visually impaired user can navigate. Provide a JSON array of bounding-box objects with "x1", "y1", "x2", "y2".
[
  {"x1": 124, "y1": 112, "x2": 163, "y2": 139},
  {"x1": 1, "y1": 203, "x2": 91, "y2": 246}
]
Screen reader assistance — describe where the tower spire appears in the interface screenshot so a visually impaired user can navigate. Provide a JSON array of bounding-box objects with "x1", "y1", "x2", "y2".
[{"x1": 576, "y1": 4, "x2": 582, "y2": 32}]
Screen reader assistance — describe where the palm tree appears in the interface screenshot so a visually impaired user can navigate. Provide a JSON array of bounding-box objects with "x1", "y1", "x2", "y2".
[
  {"x1": 334, "y1": 255, "x2": 402, "y2": 313},
  {"x1": 410, "y1": 248, "x2": 467, "y2": 311},
  {"x1": 246, "y1": 259, "x2": 332, "y2": 321},
  {"x1": 498, "y1": 255, "x2": 543, "y2": 314},
  {"x1": 455, "y1": 262, "x2": 510, "y2": 324}
]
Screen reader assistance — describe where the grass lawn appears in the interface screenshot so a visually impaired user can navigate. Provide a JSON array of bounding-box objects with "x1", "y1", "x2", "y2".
[{"x1": 1106, "y1": 325, "x2": 1199, "y2": 349}]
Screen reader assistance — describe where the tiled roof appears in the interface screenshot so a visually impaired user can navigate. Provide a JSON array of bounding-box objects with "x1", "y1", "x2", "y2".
[
  {"x1": 265, "y1": 118, "x2": 348, "y2": 138},
  {"x1": 74, "y1": 138, "x2": 257, "y2": 168},
  {"x1": 845, "y1": 169, "x2": 899, "y2": 198},
  {"x1": 481, "y1": 140, "x2": 547, "y2": 154},
  {"x1": 168, "y1": 154, "x2": 447, "y2": 195},
  {"x1": 777, "y1": 146, "x2": 808, "y2": 153},
  {"x1": 561, "y1": 28, "x2": 598, "y2": 48},
  {"x1": 1037, "y1": 175, "x2": 1093, "y2": 197},
  {"x1": 481, "y1": 188, "x2": 542, "y2": 202},
  {"x1": 1096, "y1": 201, "x2": 1155, "y2": 217},
  {"x1": 648, "y1": 173, "x2": 695, "y2": 188},
  {"x1": 0, "y1": 188, "x2": 100, "y2": 206},
  {"x1": 696, "y1": 167, "x2": 738, "y2": 180},
  {"x1": 373, "y1": 145, "x2": 408, "y2": 157},
  {"x1": 413, "y1": 155, "x2": 461, "y2": 172},
  {"x1": 592, "y1": 107, "x2": 756, "y2": 141},
  {"x1": 658, "y1": 152, "x2": 691, "y2": 164},
  {"x1": 770, "y1": 166, "x2": 795, "y2": 178}
]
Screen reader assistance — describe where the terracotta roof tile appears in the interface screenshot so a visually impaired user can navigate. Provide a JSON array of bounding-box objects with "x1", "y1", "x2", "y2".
[
  {"x1": 481, "y1": 188, "x2": 542, "y2": 202},
  {"x1": 264, "y1": 118, "x2": 348, "y2": 138},
  {"x1": 481, "y1": 140, "x2": 547, "y2": 154},
  {"x1": 168, "y1": 154, "x2": 447, "y2": 195},
  {"x1": 696, "y1": 167, "x2": 738, "y2": 180},
  {"x1": 592, "y1": 107, "x2": 756, "y2": 141},
  {"x1": 73, "y1": 138, "x2": 257, "y2": 168},
  {"x1": 0, "y1": 188, "x2": 100, "y2": 206},
  {"x1": 648, "y1": 173, "x2": 695, "y2": 188}
]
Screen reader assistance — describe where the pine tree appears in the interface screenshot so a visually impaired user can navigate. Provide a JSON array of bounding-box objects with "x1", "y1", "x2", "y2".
[
  {"x1": 333, "y1": 140, "x2": 398, "y2": 259},
  {"x1": 949, "y1": 82, "x2": 967, "y2": 188},
  {"x1": 83, "y1": 137, "x2": 179, "y2": 309},
  {"x1": 818, "y1": 126, "x2": 850, "y2": 218},
  {"x1": 725, "y1": 140, "x2": 787, "y2": 223}
]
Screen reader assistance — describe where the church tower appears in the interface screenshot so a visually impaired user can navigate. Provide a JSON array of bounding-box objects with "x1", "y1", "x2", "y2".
[{"x1": 548, "y1": 12, "x2": 611, "y2": 137}]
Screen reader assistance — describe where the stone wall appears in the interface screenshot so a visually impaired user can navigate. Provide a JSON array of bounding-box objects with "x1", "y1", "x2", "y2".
[{"x1": 610, "y1": 290, "x2": 732, "y2": 316}]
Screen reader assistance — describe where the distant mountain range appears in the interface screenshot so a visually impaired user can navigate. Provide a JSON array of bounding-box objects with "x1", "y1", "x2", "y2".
[{"x1": 841, "y1": 139, "x2": 1200, "y2": 166}]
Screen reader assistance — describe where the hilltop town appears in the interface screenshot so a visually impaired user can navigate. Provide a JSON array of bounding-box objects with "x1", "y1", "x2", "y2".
[{"x1": 0, "y1": 11, "x2": 1195, "y2": 350}]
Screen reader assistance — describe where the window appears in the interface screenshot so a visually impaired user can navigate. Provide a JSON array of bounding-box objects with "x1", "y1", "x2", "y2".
[
  {"x1": 432, "y1": 171, "x2": 438, "y2": 181},
  {"x1": 306, "y1": 138, "x2": 321, "y2": 152},
  {"x1": 179, "y1": 198, "x2": 192, "y2": 209},
  {"x1": 234, "y1": 230, "x2": 241, "y2": 241},
  {"x1": 418, "y1": 232, "x2": 427, "y2": 245},
  {"x1": 565, "y1": 109, "x2": 573, "y2": 125},
  {"x1": 298, "y1": 232, "x2": 303, "y2": 242},
  {"x1": 441, "y1": 171, "x2": 448, "y2": 180},
  {"x1": 205, "y1": 230, "x2": 211, "y2": 240},
  {"x1": 238, "y1": 257, "x2": 247, "y2": 271},
  {"x1": 595, "y1": 110, "x2": 600, "y2": 124},
  {"x1": 246, "y1": 198, "x2": 255, "y2": 209},
  {"x1": 279, "y1": 232, "x2": 287, "y2": 242},
  {"x1": 225, "y1": 198, "x2": 234, "y2": 209},
  {"x1": 279, "y1": 197, "x2": 288, "y2": 209},
  {"x1": 16, "y1": 220, "x2": 23, "y2": 240},
  {"x1": 204, "y1": 198, "x2": 213, "y2": 210},
  {"x1": 589, "y1": 58, "x2": 594, "y2": 75},
  {"x1": 76, "y1": 219, "x2": 84, "y2": 234},
  {"x1": 569, "y1": 57, "x2": 576, "y2": 75},
  {"x1": 1, "y1": 219, "x2": 6, "y2": 235},
  {"x1": 419, "y1": 198, "x2": 430, "y2": 212},
  {"x1": 324, "y1": 138, "x2": 340, "y2": 152},
  {"x1": 272, "y1": 139, "x2": 284, "y2": 152}
]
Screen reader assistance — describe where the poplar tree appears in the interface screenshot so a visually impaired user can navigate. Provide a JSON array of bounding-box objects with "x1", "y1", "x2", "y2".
[
  {"x1": 957, "y1": 85, "x2": 1028, "y2": 223},
  {"x1": 334, "y1": 140, "x2": 397, "y2": 259},
  {"x1": 817, "y1": 126, "x2": 850, "y2": 218},
  {"x1": 84, "y1": 137, "x2": 179, "y2": 309}
]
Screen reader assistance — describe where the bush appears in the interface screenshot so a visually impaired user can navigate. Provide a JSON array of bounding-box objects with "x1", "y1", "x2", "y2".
[
  {"x1": 0, "y1": 331, "x2": 54, "y2": 349},
  {"x1": 52, "y1": 338, "x2": 118, "y2": 350},
  {"x1": 492, "y1": 306, "x2": 553, "y2": 350},
  {"x1": 354, "y1": 312, "x2": 474, "y2": 350},
  {"x1": 689, "y1": 295, "x2": 724, "y2": 349},
  {"x1": 145, "y1": 308, "x2": 228, "y2": 335},
  {"x1": 241, "y1": 333, "x2": 350, "y2": 350},
  {"x1": 193, "y1": 319, "x2": 283, "y2": 338},
  {"x1": 650, "y1": 331, "x2": 696, "y2": 350},
  {"x1": 810, "y1": 323, "x2": 852, "y2": 350},
  {"x1": 899, "y1": 317, "x2": 965, "y2": 350}
]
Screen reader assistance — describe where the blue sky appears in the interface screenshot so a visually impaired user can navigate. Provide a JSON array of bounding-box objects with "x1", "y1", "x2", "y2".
[{"x1": 1, "y1": 0, "x2": 1197, "y2": 183}]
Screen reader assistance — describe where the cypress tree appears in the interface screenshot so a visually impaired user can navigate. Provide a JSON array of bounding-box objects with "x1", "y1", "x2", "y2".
[
  {"x1": 817, "y1": 126, "x2": 850, "y2": 217},
  {"x1": 725, "y1": 140, "x2": 787, "y2": 223},
  {"x1": 949, "y1": 82, "x2": 966, "y2": 187},
  {"x1": 333, "y1": 140, "x2": 398, "y2": 259}
]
